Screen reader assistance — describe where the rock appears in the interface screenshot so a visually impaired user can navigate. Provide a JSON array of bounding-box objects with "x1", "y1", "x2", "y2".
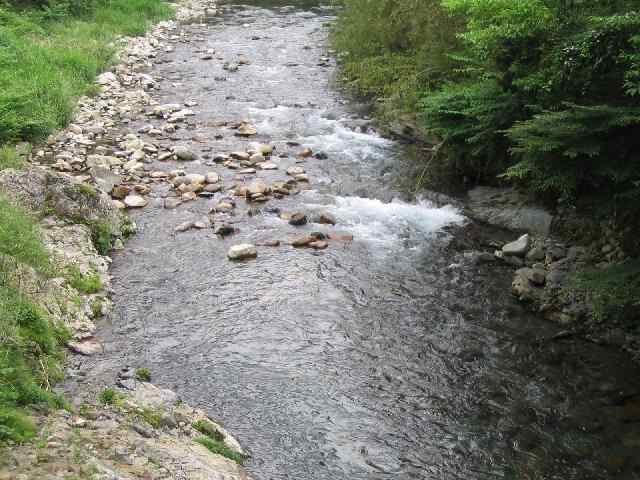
[
  {"x1": 230, "y1": 151, "x2": 249, "y2": 161},
  {"x1": 132, "y1": 422, "x2": 155, "y2": 438},
  {"x1": 502, "y1": 234, "x2": 530, "y2": 257},
  {"x1": 286, "y1": 166, "x2": 305, "y2": 176},
  {"x1": 159, "y1": 413, "x2": 178, "y2": 429},
  {"x1": 68, "y1": 338, "x2": 103, "y2": 356},
  {"x1": 289, "y1": 213, "x2": 307, "y2": 226},
  {"x1": 249, "y1": 153, "x2": 265, "y2": 164},
  {"x1": 236, "y1": 123, "x2": 257, "y2": 137},
  {"x1": 132, "y1": 383, "x2": 178, "y2": 410},
  {"x1": 111, "y1": 185, "x2": 131, "y2": 200},
  {"x1": 467, "y1": 186, "x2": 553, "y2": 235},
  {"x1": 205, "y1": 172, "x2": 220, "y2": 184},
  {"x1": 175, "y1": 221, "x2": 195, "y2": 232},
  {"x1": 259, "y1": 161, "x2": 278, "y2": 170},
  {"x1": 328, "y1": 233, "x2": 353, "y2": 241},
  {"x1": 124, "y1": 194, "x2": 148, "y2": 208},
  {"x1": 183, "y1": 173, "x2": 206, "y2": 185},
  {"x1": 291, "y1": 236, "x2": 315, "y2": 247},
  {"x1": 203, "y1": 183, "x2": 222, "y2": 193},
  {"x1": 173, "y1": 145, "x2": 195, "y2": 161},
  {"x1": 298, "y1": 147, "x2": 313, "y2": 158},
  {"x1": 214, "y1": 225, "x2": 235, "y2": 237},
  {"x1": 314, "y1": 213, "x2": 336, "y2": 225},
  {"x1": 512, "y1": 268, "x2": 538, "y2": 301},
  {"x1": 530, "y1": 268, "x2": 547, "y2": 286},
  {"x1": 227, "y1": 244, "x2": 257, "y2": 260},
  {"x1": 247, "y1": 179, "x2": 269, "y2": 196},
  {"x1": 164, "y1": 198, "x2": 182, "y2": 209},
  {"x1": 526, "y1": 247, "x2": 545, "y2": 262},
  {"x1": 309, "y1": 240, "x2": 328, "y2": 250}
]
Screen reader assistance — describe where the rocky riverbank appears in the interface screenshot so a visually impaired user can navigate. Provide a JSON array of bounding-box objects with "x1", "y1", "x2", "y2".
[
  {"x1": 0, "y1": 1, "x2": 252, "y2": 479},
  {"x1": 460, "y1": 185, "x2": 639, "y2": 361}
]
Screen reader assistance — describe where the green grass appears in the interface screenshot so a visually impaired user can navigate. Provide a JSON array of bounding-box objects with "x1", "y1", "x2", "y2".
[
  {"x1": 65, "y1": 264, "x2": 102, "y2": 294},
  {"x1": 0, "y1": 0, "x2": 173, "y2": 145},
  {"x1": 135, "y1": 367, "x2": 151, "y2": 382},
  {"x1": 570, "y1": 260, "x2": 640, "y2": 324},
  {"x1": 195, "y1": 436, "x2": 245, "y2": 464},
  {"x1": 192, "y1": 419, "x2": 224, "y2": 441},
  {"x1": 97, "y1": 387, "x2": 122, "y2": 406},
  {"x1": 0, "y1": 146, "x2": 25, "y2": 170},
  {"x1": 139, "y1": 406, "x2": 162, "y2": 428}
]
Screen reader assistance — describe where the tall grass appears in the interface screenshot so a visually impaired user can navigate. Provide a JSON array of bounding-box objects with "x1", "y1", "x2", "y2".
[{"x1": 0, "y1": 0, "x2": 172, "y2": 144}]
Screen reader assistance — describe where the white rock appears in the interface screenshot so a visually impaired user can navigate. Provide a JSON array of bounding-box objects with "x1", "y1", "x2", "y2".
[
  {"x1": 227, "y1": 244, "x2": 257, "y2": 260},
  {"x1": 502, "y1": 234, "x2": 530, "y2": 257},
  {"x1": 124, "y1": 194, "x2": 148, "y2": 208}
]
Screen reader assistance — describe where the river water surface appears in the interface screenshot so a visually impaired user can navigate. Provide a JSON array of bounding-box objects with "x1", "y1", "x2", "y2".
[{"x1": 75, "y1": 2, "x2": 640, "y2": 479}]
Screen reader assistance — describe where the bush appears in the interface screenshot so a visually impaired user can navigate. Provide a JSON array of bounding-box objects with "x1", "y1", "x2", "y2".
[
  {"x1": 135, "y1": 367, "x2": 150, "y2": 382},
  {"x1": 65, "y1": 265, "x2": 102, "y2": 294},
  {"x1": 195, "y1": 436, "x2": 244, "y2": 464}
]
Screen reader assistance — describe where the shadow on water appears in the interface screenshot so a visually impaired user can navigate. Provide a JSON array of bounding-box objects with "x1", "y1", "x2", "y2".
[{"x1": 67, "y1": 2, "x2": 640, "y2": 479}]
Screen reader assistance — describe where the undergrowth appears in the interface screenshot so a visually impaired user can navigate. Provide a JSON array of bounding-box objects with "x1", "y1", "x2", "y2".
[
  {"x1": 570, "y1": 260, "x2": 640, "y2": 324},
  {"x1": 0, "y1": 198, "x2": 68, "y2": 443}
]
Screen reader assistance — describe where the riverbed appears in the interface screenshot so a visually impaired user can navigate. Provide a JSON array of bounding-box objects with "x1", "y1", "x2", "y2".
[{"x1": 69, "y1": 2, "x2": 640, "y2": 479}]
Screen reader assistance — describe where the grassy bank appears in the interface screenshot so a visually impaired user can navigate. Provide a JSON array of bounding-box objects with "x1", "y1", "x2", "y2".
[
  {"x1": 0, "y1": 0, "x2": 172, "y2": 145},
  {"x1": 0, "y1": 0, "x2": 171, "y2": 444}
]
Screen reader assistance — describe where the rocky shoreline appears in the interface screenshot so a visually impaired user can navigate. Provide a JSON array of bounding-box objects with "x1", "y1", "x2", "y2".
[{"x1": 459, "y1": 185, "x2": 639, "y2": 361}]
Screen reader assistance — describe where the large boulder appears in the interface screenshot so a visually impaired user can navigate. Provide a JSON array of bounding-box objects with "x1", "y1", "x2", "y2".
[{"x1": 467, "y1": 186, "x2": 553, "y2": 235}]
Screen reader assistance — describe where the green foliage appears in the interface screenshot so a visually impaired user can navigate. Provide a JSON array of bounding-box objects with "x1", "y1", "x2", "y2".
[
  {"x1": 0, "y1": 197, "x2": 51, "y2": 275},
  {"x1": 0, "y1": 406, "x2": 36, "y2": 442},
  {"x1": 138, "y1": 406, "x2": 162, "y2": 428},
  {"x1": 0, "y1": 146, "x2": 24, "y2": 170},
  {"x1": 571, "y1": 260, "x2": 640, "y2": 323},
  {"x1": 97, "y1": 387, "x2": 122, "y2": 406},
  {"x1": 135, "y1": 367, "x2": 150, "y2": 382},
  {"x1": 0, "y1": 0, "x2": 172, "y2": 144},
  {"x1": 331, "y1": 0, "x2": 462, "y2": 118},
  {"x1": 89, "y1": 220, "x2": 112, "y2": 255},
  {"x1": 195, "y1": 436, "x2": 244, "y2": 464},
  {"x1": 192, "y1": 419, "x2": 224, "y2": 442},
  {"x1": 65, "y1": 265, "x2": 102, "y2": 294},
  {"x1": 334, "y1": 0, "x2": 640, "y2": 204}
]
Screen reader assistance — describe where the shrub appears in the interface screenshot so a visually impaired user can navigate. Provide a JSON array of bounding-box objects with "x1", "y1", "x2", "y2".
[
  {"x1": 65, "y1": 265, "x2": 102, "y2": 294},
  {"x1": 135, "y1": 367, "x2": 150, "y2": 382},
  {"x1": 97, "y1": 387, "x2": 121, "y2": 406},
  {"x1": 195, "y1": 436, "x2": 244, "y2": 464}
]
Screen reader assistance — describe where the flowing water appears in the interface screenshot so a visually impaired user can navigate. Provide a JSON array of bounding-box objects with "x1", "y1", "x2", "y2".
[{"x1": 70, "y1": 2, "x2": 640, "y2": 479}]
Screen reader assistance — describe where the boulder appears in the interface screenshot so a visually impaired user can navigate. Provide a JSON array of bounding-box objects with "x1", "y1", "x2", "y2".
[{"x1": 502, "y1": 234, "x2": 530, "y2": 257}]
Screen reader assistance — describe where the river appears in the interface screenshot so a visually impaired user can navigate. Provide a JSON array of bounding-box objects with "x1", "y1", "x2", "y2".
[{"x1": 71, "y1": 2, "x2": 640, "y2": 479}]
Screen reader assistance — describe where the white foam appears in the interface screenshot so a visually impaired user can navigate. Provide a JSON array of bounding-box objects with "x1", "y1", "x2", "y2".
[
  {"x1": 249, "y1": 106, "x2": 391, "y2": 162},
  {"x1": 303, "y1": 193, "x2": 466, "y2": 249}
]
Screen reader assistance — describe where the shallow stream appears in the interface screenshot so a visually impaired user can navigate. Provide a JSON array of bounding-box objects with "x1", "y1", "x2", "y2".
[{"x1": 72, "y1": 2, "x2": 640, "y2": 479}]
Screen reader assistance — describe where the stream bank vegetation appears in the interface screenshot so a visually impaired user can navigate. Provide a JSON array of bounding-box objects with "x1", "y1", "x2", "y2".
[
  {"x1": 0, "y1": 0, "x2": 170, "y2": 446},
  {"x1": 332, "y1": 0, "x2": 640, "y2": 328}
]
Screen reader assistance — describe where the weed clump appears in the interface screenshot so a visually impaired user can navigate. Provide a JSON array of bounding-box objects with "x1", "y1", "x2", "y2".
[
  {"x1": 65, "y1": 265, "x2": 102, "y2": 294},
  {"x1": 195, "y1": 436, "x2": 244, "y2": 464},
  {"x1": 135, "y1": 367, "x2": 151, "y2": 382}
]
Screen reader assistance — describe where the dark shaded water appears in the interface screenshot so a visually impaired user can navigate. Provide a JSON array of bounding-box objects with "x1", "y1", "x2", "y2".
[{"x1": 71, "y1": 2, "x2": 640, "y2": 479}]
